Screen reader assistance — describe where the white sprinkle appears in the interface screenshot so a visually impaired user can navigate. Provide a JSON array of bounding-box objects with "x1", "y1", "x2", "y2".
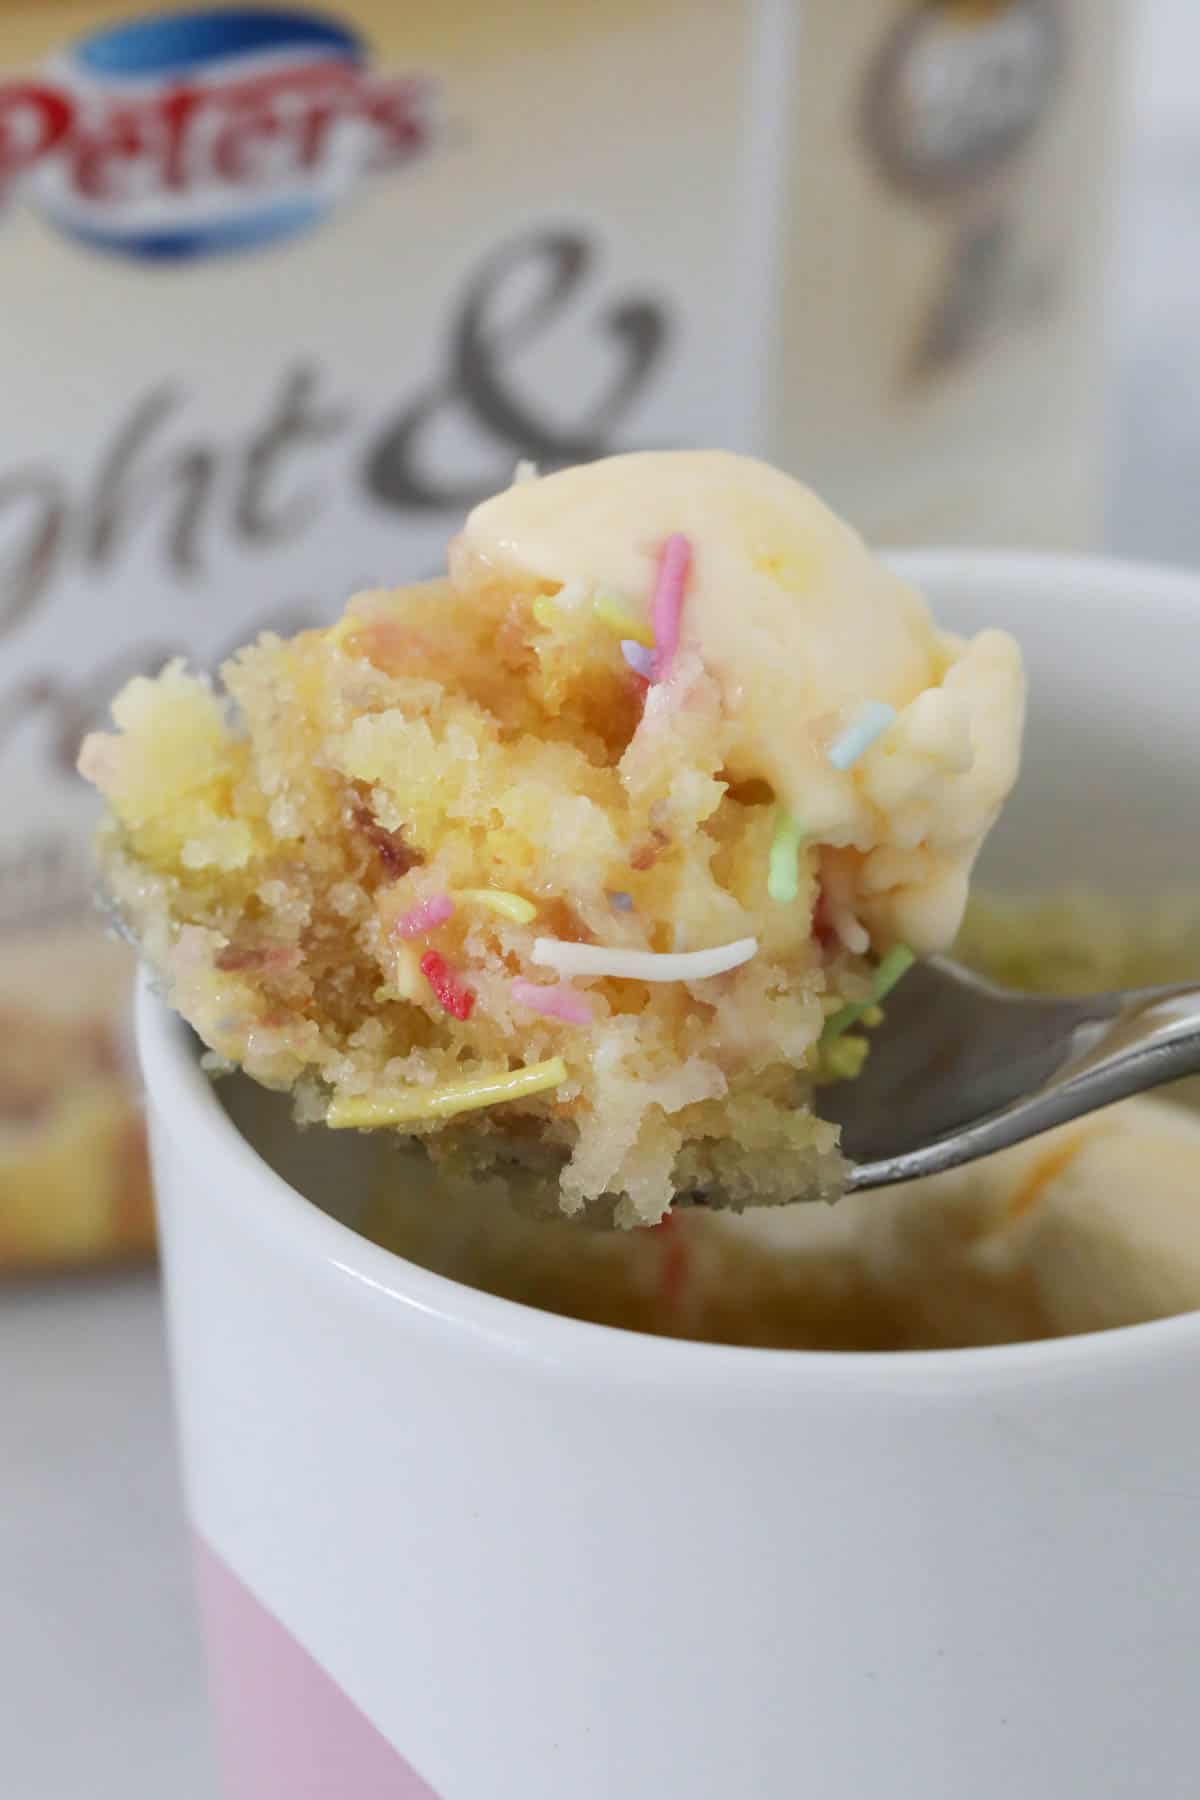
[
  {"x1": 822, "y1": 852, "x2": 871, "y2": 956},
  {"x1": 512, "y1": 459, "x2": 539, "y2": 485},
  {"x1": 828, "y1": 700, "x2": 897, "y2": 771},
  {"x1": 830, "y1": 903, "x2": 870, "y2": 957},
  {"x1": 531, "y1": 936, "x2": 758, "y2": 983}
]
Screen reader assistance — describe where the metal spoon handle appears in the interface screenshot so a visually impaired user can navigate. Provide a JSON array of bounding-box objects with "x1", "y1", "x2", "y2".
[{"x1": 847, "y1": 985, "x2": 1200, "y2": 1191}]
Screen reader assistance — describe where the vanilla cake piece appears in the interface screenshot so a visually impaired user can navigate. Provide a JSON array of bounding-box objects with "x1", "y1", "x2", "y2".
[{"x1": 80, "y1": 452, "x2": 1024, "y2": 1225}]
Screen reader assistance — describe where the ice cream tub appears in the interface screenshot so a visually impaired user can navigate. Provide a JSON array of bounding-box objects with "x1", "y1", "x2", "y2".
[{"x1": 140, "y1": 550, "x2": 1200, "y2": 1800}]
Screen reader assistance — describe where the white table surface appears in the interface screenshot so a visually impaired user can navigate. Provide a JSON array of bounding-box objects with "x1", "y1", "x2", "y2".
[
  {"x1": 3, "y1": 6, "x2": 1198, "y2": 1796},
  {"x1": 3, "y1": 1274, "x2": 216, "y2": 1799}
]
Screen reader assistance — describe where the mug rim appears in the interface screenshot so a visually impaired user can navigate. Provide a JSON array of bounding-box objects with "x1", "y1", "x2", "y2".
[
  {"x1": 886, "y1": 543, "x2": 1200, "y2": 612},
  {"x1": 137, "y1": 547, "x2": 1200, "y2": 1394}
]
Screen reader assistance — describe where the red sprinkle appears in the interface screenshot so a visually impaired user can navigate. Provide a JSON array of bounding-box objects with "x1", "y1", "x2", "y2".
[
  {"x1": 420, "y1": 951, "x2": 476, "y2": 1021},
  {"x1": 630, "y1": 825, "x2": 670, "y2": 872},
  {"x1": 653, "y1": 1211, "x2": 690, "y2": 1307},
  {"x1": 812, "y1": 886, "x2": 837, "y2": 952}
]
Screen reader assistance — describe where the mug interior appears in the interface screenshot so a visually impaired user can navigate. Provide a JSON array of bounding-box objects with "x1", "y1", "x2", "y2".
[{"x1": 893, "y1": 550, "x2": 1200, "y2": 894}]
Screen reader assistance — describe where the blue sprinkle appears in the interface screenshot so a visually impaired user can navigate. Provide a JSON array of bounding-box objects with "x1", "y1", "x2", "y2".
[
  {"x1": 621, "y1": 639, "x2": 656, "y2": 680},
  {"x1": 608, "y1": 890, "x2": 635, "y2": 912},
  {"x1": 828, "y1": 700, "x2": 896, "y2": 771}
]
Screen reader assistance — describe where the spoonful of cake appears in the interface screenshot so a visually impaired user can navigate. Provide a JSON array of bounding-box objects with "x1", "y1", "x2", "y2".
[{"x1": 81, "y1": 450, "x2": 1036, "y2": 1225}]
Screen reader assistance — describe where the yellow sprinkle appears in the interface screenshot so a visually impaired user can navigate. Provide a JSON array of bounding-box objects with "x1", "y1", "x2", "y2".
[
  {"x1": 592, "y1": 592, "x2": 654, "y2": 648},
  {"x1": 327, "y1": 1058, "x2": 568, "y2": 1129},
  {"x1": 819, "y1": 1034, "x2": 870, "y2": 1084},
  {"x1": 456, "y1": 887, "x2": 538, "y2": 925},
  {"x1": 531, "y1": 596, "x2": 559, "y2": 631},
  {"x1": 821, "y1": 945, "x2": 915, "y2": 1045},
  {"x1": 383, "y1": 943, "x2": 423, "y2": 1001}
]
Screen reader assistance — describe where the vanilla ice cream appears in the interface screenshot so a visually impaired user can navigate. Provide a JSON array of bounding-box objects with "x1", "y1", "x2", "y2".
[{"x1": 461, "y1": 452, "x2": 1025, "y2": 951}]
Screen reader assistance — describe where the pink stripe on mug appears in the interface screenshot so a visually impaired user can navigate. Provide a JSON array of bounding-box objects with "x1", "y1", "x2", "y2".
[{"x1": 195, "y1": 1534, "x2": 440, "y2": 1799}]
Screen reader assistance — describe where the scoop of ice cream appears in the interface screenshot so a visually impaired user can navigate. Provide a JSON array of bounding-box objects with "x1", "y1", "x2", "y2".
[
  {"x1": 997, "y1": 1101, "x2": 1200, "y2": 1334},
  {"x1": 459, "y1": 450, "x2": 1024, "y2": 952},
  {"x1": 854, "y1": 1097, "x2": 1200, "y2": 1343}
]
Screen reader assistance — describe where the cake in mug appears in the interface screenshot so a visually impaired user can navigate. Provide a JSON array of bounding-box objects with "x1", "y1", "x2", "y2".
[
  {"x1": 347, "y1": 1094, "x2": 1200, "y2": 1350},
  {"x1": 80, "y1": 452, "x2": 1023, "y2": 1226},
  {"x1": 345, "y1": 892, "x2": 1200, "y2": 1347}
]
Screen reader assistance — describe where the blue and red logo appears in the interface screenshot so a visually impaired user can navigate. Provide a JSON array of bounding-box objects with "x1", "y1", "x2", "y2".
[{"x1": 0, "y1": 8, "x2": 437, "y2": 260}]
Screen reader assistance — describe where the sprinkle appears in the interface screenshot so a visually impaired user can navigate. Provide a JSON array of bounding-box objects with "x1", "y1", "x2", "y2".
[
  {"x1": 820, "y1": 855, "x2": 869, "y2": 955},
  {"x1": 829, "y1": 901, "x2": 870, "y2": 958},
  {"x1": 821, "y1": 944, "x2": 916, "y2": 1044},
  {"x1": 513, "y1": 459, "x2": 539, "y2": 484},
  {"x1": 629, "y1": 835, "x2": 666, "y2": 871},
  {"x1": 327, "y1": 1058, "x2": 568, "y2": 1129},
  {"x1": 608, "y1": 890, "x2": 635, "y2": 912},
  {"x1": 532, "y1": 935, "x2": 756, "y2": 983},
  {"x1": 827, "y1": 700, "x2": 897, "y2": 771},
  {"x1": 511, "y1": 978, "x2": 593, "y2": 1026},
  {"x1": 767, "y1": 813, "x2": 805, "y2": 904},
  {"x1": 653, "y1": 1211, "x2": 690, "y2": 1306},
  {"x1": 386, "y1": 944, "x2": 423, "y2": 1002},
  {"x1": 420, "y1": 950, "x2": 475, "y2": 1020},
  {"x1": 621, "y1": 640, "x2": 656, "y2": 680},
  {"x1": 872, "y1": 943, "x2": 916, "y2": 999},
  {"x1": 593, "y1": 592, "x2": 654, "y2": 647},
  {"x1": 457, "y1": 888, "x2": 538, "y2": 925},
  {"x1": 394, "y1": 893, "x2": 455, "y2": 938},
  {"x1": 651, "y1": 533, "x2": 692, "y2": 680},
  {"x1": 820, "y1": 1034, "x2": 870, "y2": 1083}
]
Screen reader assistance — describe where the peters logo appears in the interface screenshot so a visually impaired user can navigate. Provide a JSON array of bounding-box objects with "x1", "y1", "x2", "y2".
[{"x1": 0, "y1": 7, "x2": 437, "y2": 260}]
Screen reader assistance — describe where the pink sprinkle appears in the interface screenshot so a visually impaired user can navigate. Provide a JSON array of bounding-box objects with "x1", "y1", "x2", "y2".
[
  {"x1": 394, "y1": 893, "x2": 455, "y2": 939},
  {"x1": 511, "y1": 978, "x2": 593, "y2": 1026},
  {"x1": 650, "y1": 533, "x2": 691, "y2": 680}
]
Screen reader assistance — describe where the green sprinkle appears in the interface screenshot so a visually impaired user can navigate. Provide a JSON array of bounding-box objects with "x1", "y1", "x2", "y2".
[
  {"x1": 821, "y1": 943, "x2": 915, "y2": 1045},
  {"x1": 767, "y1": 812, "x2": 805, "y2": 904},
  {"x1": 873, "y1": 943, "x2": 916, "y2": 999}
]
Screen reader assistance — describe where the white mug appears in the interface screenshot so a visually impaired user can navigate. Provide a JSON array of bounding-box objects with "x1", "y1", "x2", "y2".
[{"x1": 140, "y1": 551, "x2": 1200, "y2": 1800}]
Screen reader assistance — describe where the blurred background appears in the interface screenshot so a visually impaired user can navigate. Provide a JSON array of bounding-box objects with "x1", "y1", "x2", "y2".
[{"x1": 2, "y1": 2, "x2": 1196, "y2": 1794}]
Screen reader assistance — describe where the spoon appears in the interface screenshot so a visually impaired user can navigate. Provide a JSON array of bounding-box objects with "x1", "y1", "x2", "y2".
[{"x1": 819, "y1": 957, "x2": 1200, "y2": 1192}]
